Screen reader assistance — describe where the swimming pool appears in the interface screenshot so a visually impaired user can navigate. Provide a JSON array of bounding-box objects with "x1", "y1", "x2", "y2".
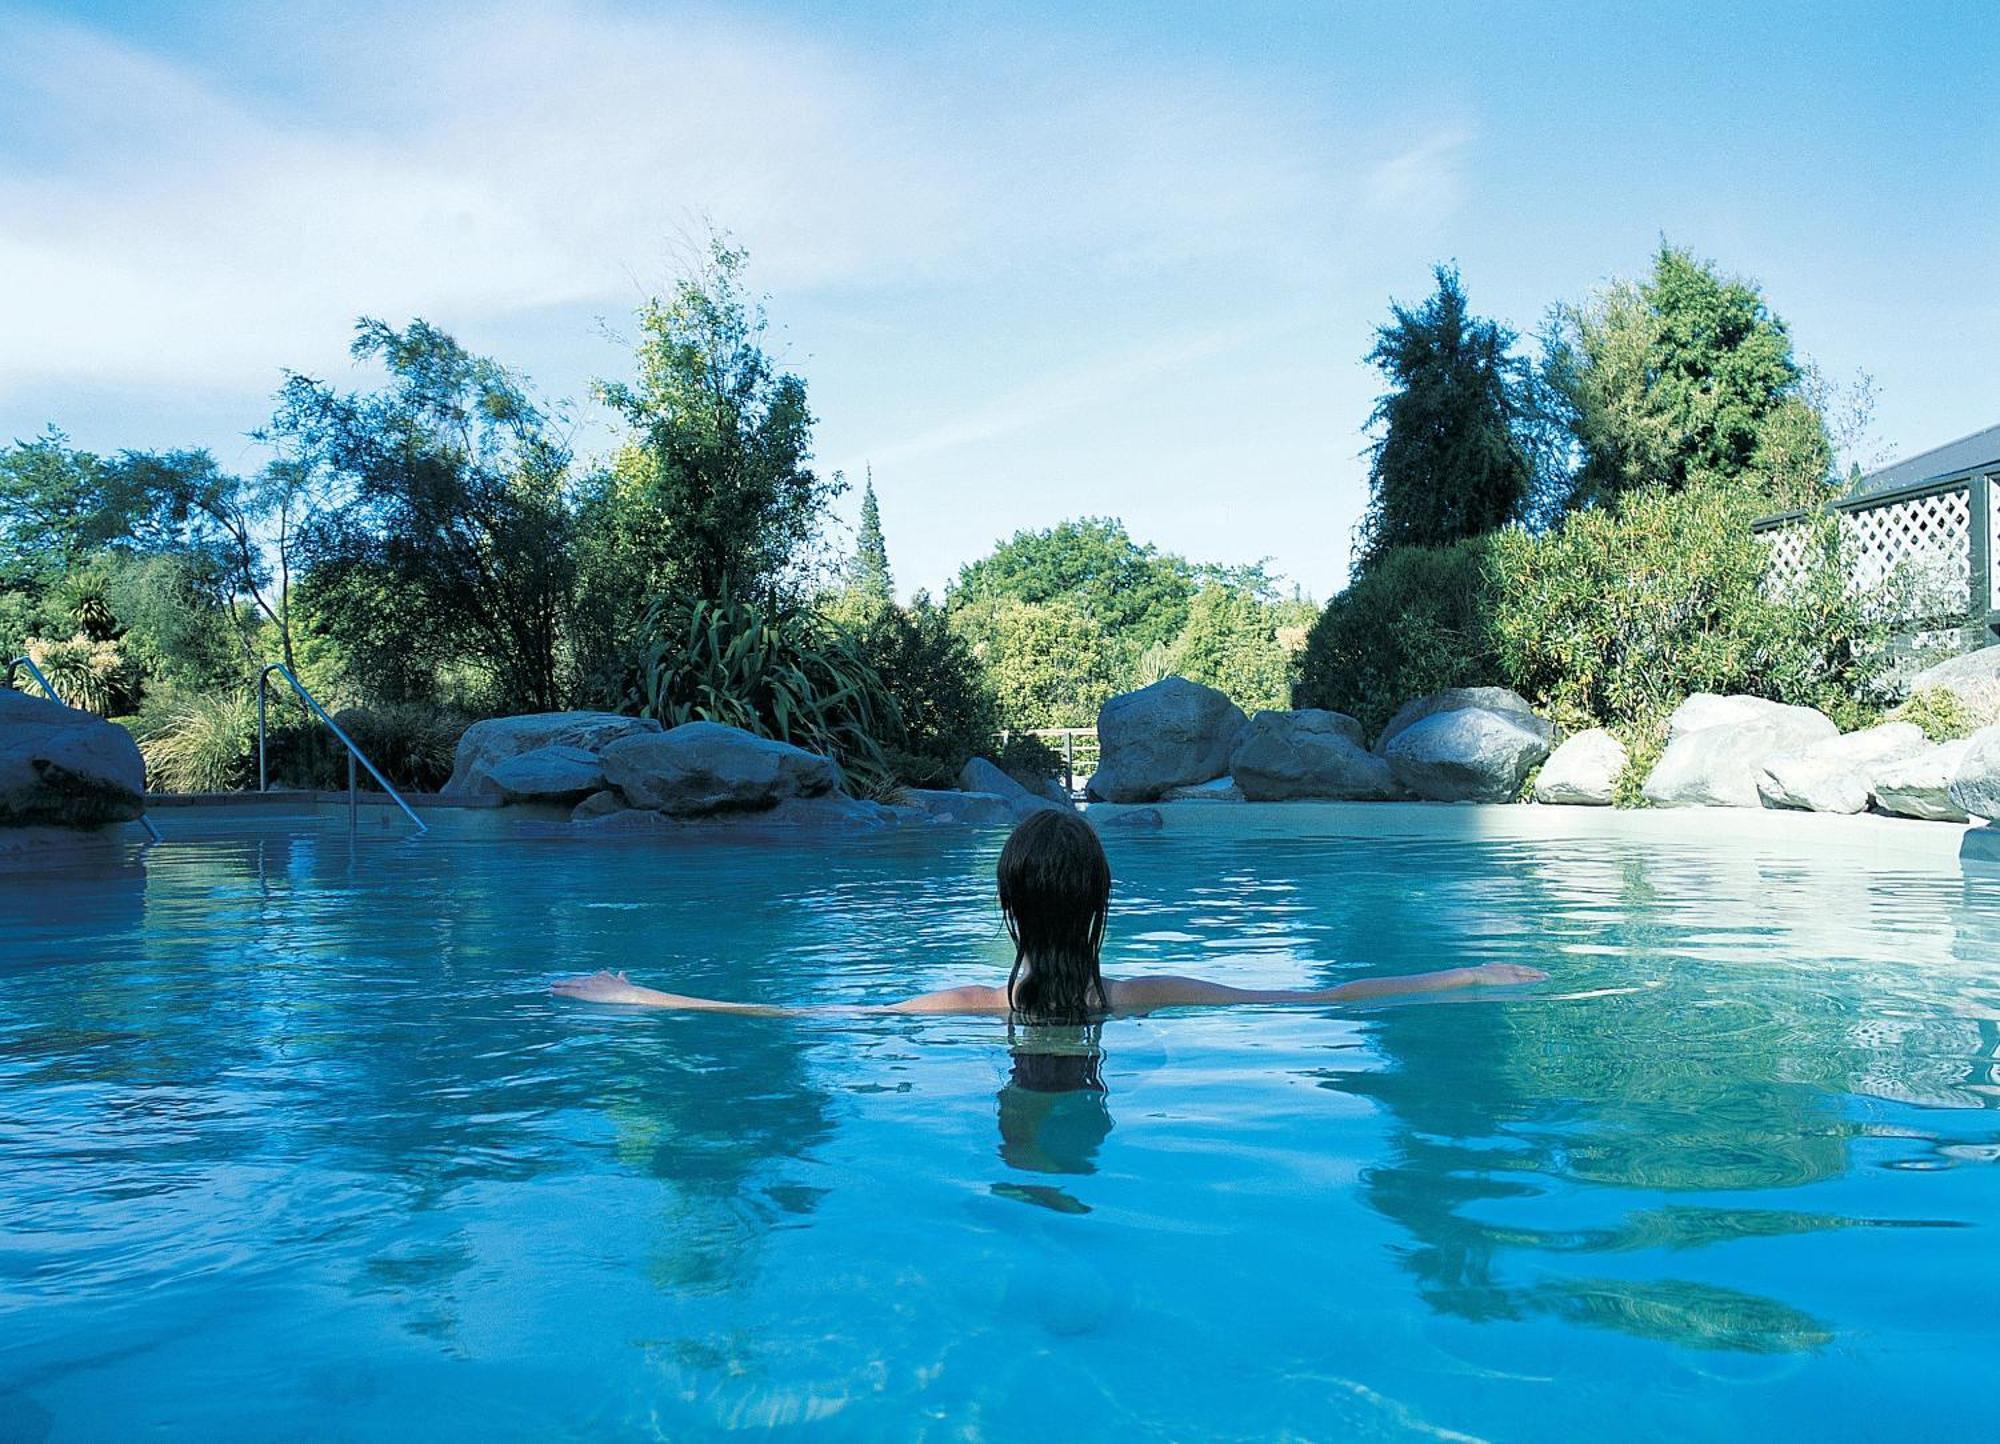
[{"x1": 4, "y1": 805, "x2": 1998, "y2": 1440}]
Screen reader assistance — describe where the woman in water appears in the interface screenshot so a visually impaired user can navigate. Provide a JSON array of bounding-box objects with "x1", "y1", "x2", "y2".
[{"x1": 552, "y1": 808, "x2": 1544, "y2": 1017}]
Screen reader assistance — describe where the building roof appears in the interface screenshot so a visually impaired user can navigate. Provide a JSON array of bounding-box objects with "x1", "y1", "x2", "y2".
[{"x1": 1850, "y1": 422, "x2": 2000, "y2": 500}]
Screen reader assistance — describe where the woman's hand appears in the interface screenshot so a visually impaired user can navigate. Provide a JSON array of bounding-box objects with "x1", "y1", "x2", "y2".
[{"x1": 551, "y1": 969, "x2": 652, "y2": 1005}]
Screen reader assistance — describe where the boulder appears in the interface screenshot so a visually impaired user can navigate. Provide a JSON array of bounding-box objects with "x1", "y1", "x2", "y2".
[
  {"x1": 1947, "y1": 726, "x2": 2000, "y2": 821},
  {"x1": 1873, "y1": 739, "x2": 1975, "y2": 823},
  {"x1": 1375, "y1": 687, "x2": 1552, "y2": 756},
  {"x1": 487, "y1": 744, "x2": 606, "y2": 804},
  {"x1": 1086, "y1": 677, "x2": 1247, "y2": 803},
  {"x1": 905, "y1": 789, "x2": 1018, "y2": 825},
  {"x1": 1756, "y1": 723, "x2": 1930, "y2": 814},
  {"x1": 569, "y1": 789, "x2": 629, "y2": 822},
  {"x1": 1094, "y1": 807, "x2": 1163, "y2": 830},
  {"x1": 600, "y1": 721, "x2": 838, "y2": 816},
  {"x1": 0, "y1": 689, "x2": 147, "y2": 826},
  {"x1": 1641, "y1": 695, "x2": 1838, "y2": 809},
  {"x1": 956, "y1": 757, "x2": 1067, "y2": 820},
  {"x1": 571, "y1": 808, "x2": 681, "y2": 837},
  {"x1": 445, "y1": 711, "x2": 660, "y2": 799},
  {"x1": 1385, "y1": 707, "x2": 1551, "y2": 803},
  {"x1": 1534, "y1": 729, "x2": 1627, "y2": 806},
  {"x1": 1229, "y1": 709, "x2": 1398, "y2": 801},
  {"x1": 1161, "y1": 777, "x2": 1246, "y2": 803},
  {"x1": 1907, "y1": 645, "x2": 2000, "y2": 703}
]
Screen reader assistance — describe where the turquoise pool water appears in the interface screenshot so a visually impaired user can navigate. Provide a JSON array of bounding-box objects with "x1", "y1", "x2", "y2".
[{"x1": 4, "y1": 807, "x2": 1999, "y2": 1440}]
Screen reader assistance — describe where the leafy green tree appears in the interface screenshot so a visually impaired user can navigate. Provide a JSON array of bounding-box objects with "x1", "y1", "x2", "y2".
[
  {"x1": 848, "y1": 470, "x2": 893, "y2": 605},
  {"x1": 1545, "y1": 243, "x2": 1834, "y2": 510},
  {"x1": 1356, "y1": 265, "x2": 1545, "y2": 572},
  {"x1": 846, "y1": 594, "x2": 997, "y2": 787},
  {"x1": 285, "y1": 318, "x2": 579, "y2": 712},
  {"x1": 1168, "y1": 584, "x2": 1296, "y2": 711},
  {"x1": 957, "y1": 596, "x2": 1121, "y2": 730},
  {"x1": 591, "y1": 239, "x2": 836, "y2": 610},
  {"x1": 948, "y1": 517, "x2": 1196, "y2": 656}
]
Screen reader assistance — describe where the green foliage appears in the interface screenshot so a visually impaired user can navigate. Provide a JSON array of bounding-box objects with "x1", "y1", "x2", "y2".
[
  {"x1": 994, "y1": 732, "x2": 1064, "y2": 783},
  {"x1": 843, "y1": 595, "x2": 996, "y2": 788},
  {"x1": 1892, "y1": 684, "x2": 2000, "y2": 743},
  {"x1": 18, "y1": 633, "x2": 140, "y2": 716},
  {"x1": 590, "y1": 238, "x2": 835, "y2": 611},
  {"x1": 137, "y1": 690, "x2": 258, "y2": 793},
  {"x1": 1356, "y1": 265, "x2": 1549, "y2": 570},
  {"x1": 849, "y1": 473, "x2": 893, "y2": 605},
  {"x1": 1489, "y1": 485, "x2": 1880, "y2": 732},
  {"x1": 625, "y1": 590, "x2": 901, "y2": 795},
  {"x1": 949, "y1": 517, "x2": 1196, "y2": 657},
  {"x1": 1167, "y1": 584, "x2": 1295, "y2": 712},
  {"x1": 286, "y1": 318, "x2": 579, "y2": 712},
  {"x1": 1546, "y1": 243, "x2": 1835, "y2": 511},
  {"x1": 953, "y1": 596, "x2": 1121, "y2": 730},
  {"x1": 1295, "y1": 540, "x2": 1499, "y2": 737}
]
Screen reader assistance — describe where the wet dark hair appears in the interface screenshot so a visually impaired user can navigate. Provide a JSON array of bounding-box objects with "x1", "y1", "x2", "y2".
[{"x1": 997, "y1": 809, "x2": 1112, "y2": 1023}]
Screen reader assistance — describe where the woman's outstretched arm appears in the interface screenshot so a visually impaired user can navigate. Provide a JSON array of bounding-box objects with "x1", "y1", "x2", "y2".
[
  {"x1": 550, "y1": 971, "x2": 1011, "y2": 1016},
  {"x1": 1108, "y1": 963, "x2": 1546, "y2": 1013}
]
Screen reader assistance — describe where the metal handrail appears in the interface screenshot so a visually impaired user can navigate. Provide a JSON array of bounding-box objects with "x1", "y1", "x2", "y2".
[
  {"x1": 257, "y1": 663, "x2": 427, "y2": 834},
  {"x1": 6, "y1": 654, "x2": 163, "y2": 843}
]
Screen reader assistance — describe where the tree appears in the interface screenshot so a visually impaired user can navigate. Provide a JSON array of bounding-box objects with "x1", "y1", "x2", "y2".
[
  {"x1": 591, "y1": 239, "x2": 837, "y2": 608},
  {"x1": 956, "y1": 597, "x2": 1121, "y2": 730},
  {"x1": 848, "y1": 470, "x2": 893, "y2": 605},
  {"x1": 948, "y1": 517, "x2": 1196, "y2": 656},
  {"x1": 1545, "y1": 243, "x2": 1834, "y2": 510},
  {"x1": 286, "y1": 318, "x2": 579, "y2": 712},
  {"x1": 1356, "y1": 265, "x2": 1544, "y2": 572},
  {"x1": 847, "y1": 593, "x2": 997, "y2": 787},
  {"x1": 1168, "y1": 584, "x2": 1296, "y2": 712}
]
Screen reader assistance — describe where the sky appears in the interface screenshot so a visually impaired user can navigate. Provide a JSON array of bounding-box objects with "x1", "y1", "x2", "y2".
[{"x1": 2, "y1": 0, "x2": 1995, "y2": 601}]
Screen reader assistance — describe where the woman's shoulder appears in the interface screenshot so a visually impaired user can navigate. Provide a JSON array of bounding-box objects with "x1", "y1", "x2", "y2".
[{"x1": 886, "y1": 983, "x2": 1012, "y2": 1015}]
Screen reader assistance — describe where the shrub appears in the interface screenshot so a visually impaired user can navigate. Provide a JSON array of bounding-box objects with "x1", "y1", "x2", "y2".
[
  {"x1": 21, "y1": 633, "x2": 141, "y2": 716},
  {"x1": 1893, "y1": 683, "x2": 2000, "y2": 743},
  {"x1": 844, "y1": 597, "x2": 998, "y2": 789},
  {"x1": 1489, "y1": 485, "x2": 1883, "y2": 732},
  {"x1": 137, "y1": 690, "x2": 258, "y2": 793},
  {"x1": 1295, "y1": 539, "x2": 1499, "y2": 737},
  {"x1": 1168, "y1": 584, "x2": 1295, "y2": 713},
  {"x1": 994, "y1": 732, "x2": 1064, "y2": 783},
  {"x1": 625, "y1": 591, "x2": 901, "y2": 795}
]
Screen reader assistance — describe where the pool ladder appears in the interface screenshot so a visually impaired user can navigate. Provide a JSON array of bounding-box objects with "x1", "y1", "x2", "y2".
[
  {"x1": 7, "y1": 656, "x2": 426, "y2": 838},
  {"x1": 258, "y1": 663, "x2": 427, "y2": 835}
]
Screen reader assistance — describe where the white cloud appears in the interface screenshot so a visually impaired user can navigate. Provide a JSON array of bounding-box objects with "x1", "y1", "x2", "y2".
[{"x1": 0, "y1": 2, "x2": 1471, "y2": 392}]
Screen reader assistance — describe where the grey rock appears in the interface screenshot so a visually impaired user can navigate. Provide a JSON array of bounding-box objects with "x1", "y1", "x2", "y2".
[
  {"x1": 1376, "y1": 687, "x2": 1551, "y2": 756},
  {"x1": 445, "y1": 711, "x2": 660, "y2": 799},
  {"x1": 1908, "y1": 645, "x2": 2000, "y2": 702},
  {"x1": 487, "y1": 744, "x2": 606, "y2": 803},
  {"x1": 1386, "y1": 707, "x2": 1551, "y2": 803},
  {"x1": 905, "y1": 789, "x2": 1018, "y2": 825},
  {"x1": 954, "y1": 757, "x2": 1068, "y2": 820},
  {"x1": 0, "y1": 689, "x2": 147, "y2": 827},
  {"x1": 1533, "y1": 729, "x2": 1627, "y2": 806},
  {"x1": 1095, "y1": 807, "x2": 1164, "y2": 830},
  {"x1": 1873, "y1": 739, "x2": 1975, "y2": 822},
  {"x1": 1641, "y1": 695, "x2": 1839, "y2": 809},
  {"x1": 1947, "y1": 726, "x2": 2000, "y2": 821},
  {"x1": 1664, "y1": 693, "x2": 1838, "y2": 743},
  {"x1": 571, "y1": 808, "x2": 681, "y2": 837},
  {"x1": 1086, "y1": 677, "x2": 1247, "y2": 803},
  {"x1": 600, "y1": 721, "x2": 838, "y2": 816},
  {"x1": 569, "y1": 789, "x2": 629, "y2": 822},
  {"x1": 1757, "y1": 723, "x2": 1930, "y2": 814},
  {"x1": 1161, "y1": 777, "x2": 1246, "y2": 802},
  {"x1": 735, "y1": 795, "x2": 900, "y2": 830},
  {"x1": 1230, "y1": 709, "x2": 1398, "y2": 801}
]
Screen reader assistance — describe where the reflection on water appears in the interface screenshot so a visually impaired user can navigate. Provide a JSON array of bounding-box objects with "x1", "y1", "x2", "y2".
[{"x1": 7, "y1": 812, "x2": 2000, "y2": 1437}]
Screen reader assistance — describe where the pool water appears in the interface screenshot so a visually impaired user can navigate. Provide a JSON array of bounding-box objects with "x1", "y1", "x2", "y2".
[{"x1": 4, "y1": 806, "x2": 1999, "y2": 1441}]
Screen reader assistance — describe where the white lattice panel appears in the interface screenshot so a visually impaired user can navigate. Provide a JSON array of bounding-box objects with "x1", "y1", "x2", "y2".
[
  {"x1": 1760, "y1": 524, "x2": 1813, "y2": 594},
  {"x1": 1840, "y1": 487, "x2": 1970, "y2": 612}
]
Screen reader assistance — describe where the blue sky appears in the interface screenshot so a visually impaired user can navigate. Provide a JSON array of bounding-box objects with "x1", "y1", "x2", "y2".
[{"x1": 2, "y1": 1, "x2": 1994, "y2": 600}]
